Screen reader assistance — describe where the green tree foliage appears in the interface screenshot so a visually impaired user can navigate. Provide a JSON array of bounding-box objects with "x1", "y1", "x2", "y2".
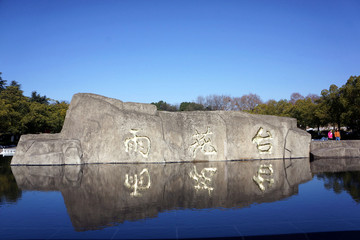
[
  {"x1": 0, "y1": 72, "x2": 7, "y2": 93},
  {"x1": 0, "y1": 83, "x2": 29, "y2": 134},
  {"x1": 30, "y1": 91, "x2": 49, "y2": 105},
  {"x1": 0, "y1": 74, "x2": 69, "y2": 137},
  {"x1": 289, "y1": 92, "x2": 305, "y2": 105},
  {"x1": 292, "y1": 97, "x2": 318, "y2": 129},
  {"x1": 10, "y1": 80, "x2": 20, "y2": 87},
  {"x1": 249, "y1": 76, "x2": 359, "y2": 134},
  {"x1": 21, "y1": 100, "x2": 68, "y2": 133},
  {"x1": 252, "y1": 99, "x2": 293, "y2": 117},
  {"x1": 21, "y1": 102, "x2": 51, "y2": 133},
  {"x1": 251, "y1": 95, "x2": 323, "y2": 129},
  {"x1": 179, "y1": 102, "x2": 205, "y2": 111},
  {"x1": 151, "y1": 100, "x2": 177, "y2": 111},
  {"x1": 340, "y1": 76, "x2": 360, "y2": 132},
  {"x1": 320, "y1": 84, "x2": 344, "y2": 128},
  {"x1": 47, "y1": 101, "x2": 69, "y2": 132}
]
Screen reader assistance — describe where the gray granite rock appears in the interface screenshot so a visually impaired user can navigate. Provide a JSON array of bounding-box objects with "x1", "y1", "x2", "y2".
[
  {"x1": 12, "y1": 93, "x2": 310, "y2": 165},
  {"x1": 310, "y1": 140, "x2": 360, "y2": 160}
]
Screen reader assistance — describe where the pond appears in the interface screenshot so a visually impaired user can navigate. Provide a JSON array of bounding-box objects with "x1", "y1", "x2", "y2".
[{"x1": 1, "y1": 156, "x2": 360, "y2": 239}]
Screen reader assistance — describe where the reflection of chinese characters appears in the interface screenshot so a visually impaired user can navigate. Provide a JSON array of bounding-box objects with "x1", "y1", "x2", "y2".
[
  {"x1": 252, "y1": 127, "x2": 273, "y2": 153},
  {"x1": 189, "y1": 166, "x2": 217, "y2": 195},
  {"x1": 253, "y1": 164, "x2": 274, "y2": 192},
  {"x1": 124, "y1": 168, "x2": 151, "y2": 197},
  {"x1": 189, "y1": 127, "x2": 217, "y2": 158},
  {"x1": 124, "y1": 129, "x2": 151, "y2": 158}
]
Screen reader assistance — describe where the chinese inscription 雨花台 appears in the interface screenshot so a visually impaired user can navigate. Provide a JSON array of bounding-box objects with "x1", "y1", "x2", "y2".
[
  {"x1": 253, "y1": 164, "x2": 274, "y2": 192},
  {"x1": 124, "y1": 168, "x2": 151, "y2": 197},
  {"x1": 189, "y1": 127, "x2": 217, "y2": 158},
  {"x1": 189, "y1": 166, "x2": 217, "y2": 195},
  {"x1": 252, "y1": 127, "x2": 273, "y2": 154},
  {"x1": 124, "y1": 129, "x2": 151, "y2": 158}
]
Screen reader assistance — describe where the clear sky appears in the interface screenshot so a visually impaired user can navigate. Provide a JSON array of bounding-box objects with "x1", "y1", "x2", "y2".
[{"x1": 1, "y1": 0, "x2": 359, "y2": 104}]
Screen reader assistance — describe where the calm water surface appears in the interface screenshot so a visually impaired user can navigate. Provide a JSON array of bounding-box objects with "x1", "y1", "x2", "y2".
[{"x1": 1, "y1": 157, "x2": 360, "y2": 239}]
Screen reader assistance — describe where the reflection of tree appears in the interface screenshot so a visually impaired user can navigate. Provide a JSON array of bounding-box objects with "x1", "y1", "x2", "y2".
[
  {"x1": 317, "y1": 171, "x2": 360, "y2": 203},
  {"x1": 0, "y1": 157, "x2": 22, "y2": 204}
]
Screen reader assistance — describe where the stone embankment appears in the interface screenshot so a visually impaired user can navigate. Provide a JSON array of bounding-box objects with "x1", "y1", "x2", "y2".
[{"x1": 310, "y1": 140, "x2": 360, "y2": 160}]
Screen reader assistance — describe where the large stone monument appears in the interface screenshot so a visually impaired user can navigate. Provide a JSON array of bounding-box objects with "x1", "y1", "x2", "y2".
[{"x1": 11, "y1": 93, "x2": 310, "y2": 165}]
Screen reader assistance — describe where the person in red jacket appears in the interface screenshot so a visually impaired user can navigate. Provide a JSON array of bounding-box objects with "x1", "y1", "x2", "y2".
[{"x1": 328, "y1": 130, "x2": 333, "y2": 140}]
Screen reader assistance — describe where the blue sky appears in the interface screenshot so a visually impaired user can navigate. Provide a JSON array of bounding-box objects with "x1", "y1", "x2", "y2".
[{"x1": 1, "y1": 0, "x2": 359, "y2": 104}]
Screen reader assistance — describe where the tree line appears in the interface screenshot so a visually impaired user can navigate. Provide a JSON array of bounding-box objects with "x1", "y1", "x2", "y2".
[
  {"x1": 152, "y1": 76, "x2": 360, "y2": 135},
  {"x1": 253, "y1": 76, "x2": 360, "y2": 133},
  {"x1": 0, "y1": 72, "x2": 69, "y2": 142},
  {"x1": 151, "y1": 93, "x2": 263, "y2": 112},
  {"x1": 1, "y1": 72, "x2": 359, "y2": 141}
]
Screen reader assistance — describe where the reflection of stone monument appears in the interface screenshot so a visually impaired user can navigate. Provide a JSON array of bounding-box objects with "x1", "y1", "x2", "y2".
[
  {"x1": 12, "y1": 159, "x2": 312, "y2": 231},
  {"x1": 11, "y1": 93, "x2": 310, "y2": 165},
  {"x1": 124, "y1": 168, "x2": 151, "y2": 197},
  {"x1": 253, "y1": 164, "x2": 274, "y2": 191},
  {"x1": 311, "y1": 157, "x2": 360, "y2": 174}
]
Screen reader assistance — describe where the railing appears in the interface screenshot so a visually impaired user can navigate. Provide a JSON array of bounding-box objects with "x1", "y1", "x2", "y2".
[{"x1": 1, "y1": 148, "x2": 16, "y2": 157}]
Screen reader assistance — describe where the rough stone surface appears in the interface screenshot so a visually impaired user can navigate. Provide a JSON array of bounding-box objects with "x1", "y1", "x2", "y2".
[
  {"x1": 12, "y1": 133, "x2": 82, "y2": 165},
  {"x1": 310, "y1": 140, "x2": 360, "y2": 160},
  {"x1": 12, "y1": 159, "x2": 312, "y2": 231},
  {"x1": 12, "y1": 93, "x2": 311, "y2": 165}
]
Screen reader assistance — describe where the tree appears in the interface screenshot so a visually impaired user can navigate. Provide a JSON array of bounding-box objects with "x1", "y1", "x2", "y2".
[
  {"x1": 179, "y1": 102, "x2": 205, "y2": 111},
  {"x1": 0, "y1": 72, "x2": 7, "y2": 93},
  {"x1": 251, "y1": 100, "x2": 277, "y2": 115},
  {"x1": 10, "y1": 80, "x2": 20, "y2": 88},
  {"x1": 30, "y1": 91, "x2": 49, "y2": 105},
  {"x1": 151, "y1": 101, "x2": 177, "y2": 111},
  {"x1": 251, "y1": 99, "x2": 293, "y2": 117},
  {"x1": 320, "y1": 84, "x2": 344, "y2": 129},
  {"x1": 196, "y1": 94, "x2": 232, "y2": 110},
  {"x1": 236, "y1": 93, "x2": 263, "y2": 111},
  {"x1": 305, "y1": 93, "x2": 320, "y2": 103},
  {"x1": 0, "y1": 84, "x2": 29, "y2": 134},
  {"x1": 21, "y1": 102, "x2": 51, "y2": 133},
  {"x1": 0, "y1": 75, "x2": 69, "y2": 137},
  {"x1": 21, "y1": 100, "x2": 69, "y2": 134},
  {"x1": 340, "y1": 76, "x2": 360, "y2": 132},
  {"x1": 48, "y1": 101, "x2": 69, "y2": 132},
  {"x1": 292, "y1": 97, "x2": 318, "y2": 129},
  {"x1": 290, "y1": 92, "x2": 304, "y2": 105}
]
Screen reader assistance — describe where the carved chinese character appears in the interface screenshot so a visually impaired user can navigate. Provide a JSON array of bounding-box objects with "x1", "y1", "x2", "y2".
[
  {"x1": 189, "y1": 127, "x2": 217, "y2": 158},
  {"x1": 124, "y1": 129, "x2": 151, "y2": 158},
  {"x1": 252, "y1": 127, "x2": 273, "y2": 153},
  {"x1": 253, "y1": 164, "x2": 274, "y2": 191},
  {"x1": 124, "y1": 168, "x2": 151, "y2": 197},
  {"x1": 189, "y1": 166, "x2": 217, "y2": 195}
]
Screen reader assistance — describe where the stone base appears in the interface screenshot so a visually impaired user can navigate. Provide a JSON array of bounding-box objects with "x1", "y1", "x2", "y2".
[{"x1": 310, "y1": 140, "x2": 360, "y2": 160}]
